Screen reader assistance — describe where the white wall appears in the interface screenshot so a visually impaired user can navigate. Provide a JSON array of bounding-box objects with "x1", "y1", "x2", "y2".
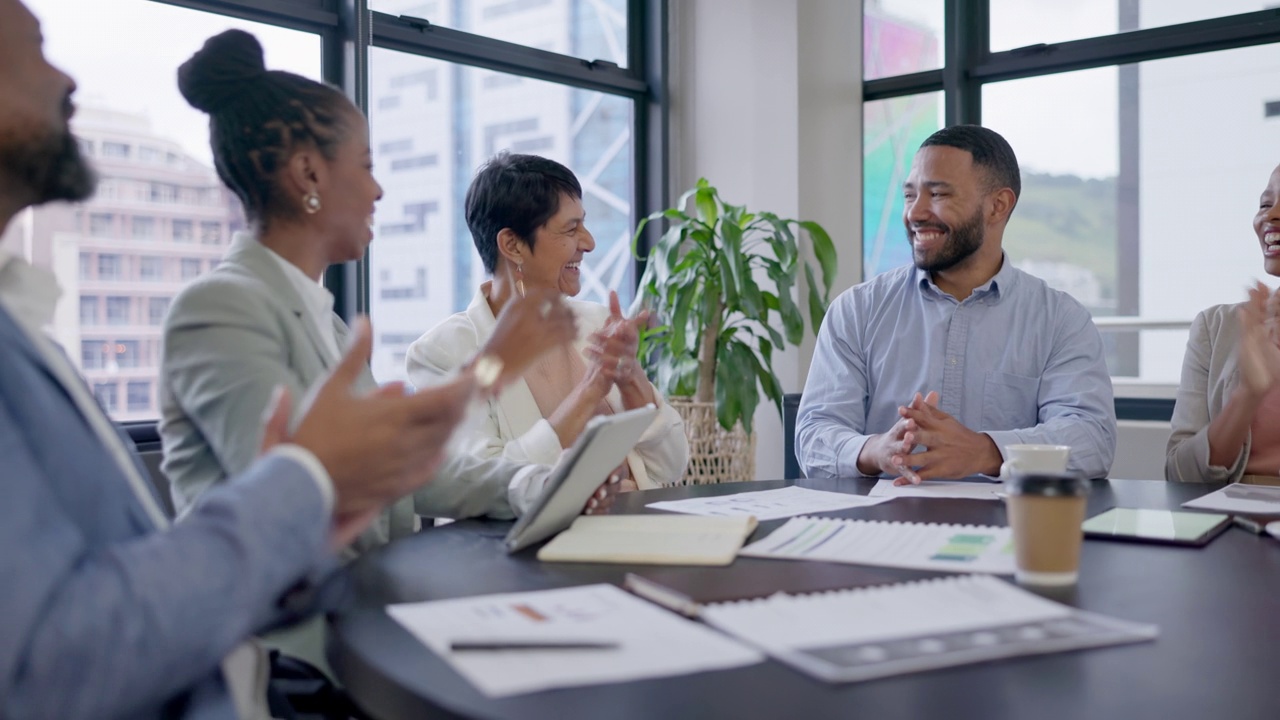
[{"x1": 669, "y1": 0, "x2": 863, "y2": 479}]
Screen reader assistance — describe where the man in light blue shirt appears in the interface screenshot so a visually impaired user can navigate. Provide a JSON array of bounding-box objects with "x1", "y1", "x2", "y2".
[{"x1": 797, "y1": 125, "x2": 1116, "y2": 482}]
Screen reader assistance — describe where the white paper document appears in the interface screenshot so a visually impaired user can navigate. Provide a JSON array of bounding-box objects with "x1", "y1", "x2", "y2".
[
  {"x1": 739, "y1": 516, "x2": 1017, "y2": 575},
  {"x1": 869, "y1": 479, "x2": 1003, "y2": 501},
  {"x1": 647, "y1": 485, "x2": 892, "y2": 521},
  {"x1": 1182, "y1": 483, "x2": 1280, "y2": 515},
  {"x1": 701, "y1": 575, "x2": 1158, "y2": 684},
  {"x1": 385, "y1": 584, "x2": 762, "y2": 697}
]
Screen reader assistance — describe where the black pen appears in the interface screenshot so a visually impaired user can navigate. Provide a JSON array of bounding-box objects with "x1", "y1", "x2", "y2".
[{"x1": 448, "y1": 639, "x2": 620, "y2": 652}]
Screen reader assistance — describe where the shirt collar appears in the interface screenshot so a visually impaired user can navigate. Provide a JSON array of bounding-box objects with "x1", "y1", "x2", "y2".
[
  {"x1": 914, "y1": 252, "x2": 1016, "y2": 302},
  {"x1": 0, "y1": 251, "x2": 62, "y2": 331},
  {"x1": 255, "y1": 236, "x2": 334, "y2": 321}
]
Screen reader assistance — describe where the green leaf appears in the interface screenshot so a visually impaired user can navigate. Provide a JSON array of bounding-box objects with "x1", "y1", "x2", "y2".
[
  {"x1": 745, "y1": 341, "x2": 783, "y2": 419},
  {"x1": 717, "y1": 258, "x2": 739, "y2": 311},
  {"x1": 769, "y1": 263, "x2": 804, "y2": 344},
  {"x1": 729, "y1": 341, "x2": 761, "y2": 434},
  {"x1": 669, "y1": 282, "x2": 697, "y2": 357},
  {"x1": 714, "y1": 344, "x2": 743, "y2": 432},
  {"x1": 803, "y1": 263, "x2": 828, "y2": 334},
  {"x1": 799, "y1": 221, "x2": 837, "y2": 294},
  {"x1": 695, "y1": 186, "x2": 719, "y2": 228},
  {"x1": 738, "y1": 270, "x2": 764, "y2": 318}
]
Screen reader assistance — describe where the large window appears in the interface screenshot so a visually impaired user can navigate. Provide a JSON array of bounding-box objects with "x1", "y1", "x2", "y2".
[
  {"x1": 861, "y1": 1, "x2": 1280, "y2": 393},
  {"x1": 7, "y1": 0, "x2": 322, "y2": 422},
  {"x1": 4, "y1": 0, "x2": 655, "y2": 422},
  {"x1": 369, "y1": 0, "x2": 630, "y2": 67},
  {"x1": 366, "y1": 0, "x2": 642, "y2": 384}
]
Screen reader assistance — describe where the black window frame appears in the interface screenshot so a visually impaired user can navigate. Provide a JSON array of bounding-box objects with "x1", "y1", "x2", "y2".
[
  {"x1": 120, "y1": 0, "x2": 667, "y2": 438},
  {"x1": 863, "y1": 1, "x2": 1280, "y2": 421}
]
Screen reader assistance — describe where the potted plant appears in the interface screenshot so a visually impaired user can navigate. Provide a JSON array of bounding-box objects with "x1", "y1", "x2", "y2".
[{"x1": 631, "y1": 178, "x2": 837, "y2": 484}]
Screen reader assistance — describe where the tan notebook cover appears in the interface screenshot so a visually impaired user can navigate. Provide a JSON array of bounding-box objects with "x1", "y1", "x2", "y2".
[{"x1": 537, "y1": 515, "x2": 758, "y2": 566}]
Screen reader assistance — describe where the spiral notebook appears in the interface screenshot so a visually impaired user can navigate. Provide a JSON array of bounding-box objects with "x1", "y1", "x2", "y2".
[
  {"x1": 739, "y1": 517, "x2": 1017, "y2": 574},
  {"x1": 699, "y1": 575, "x2": 1158, "y2": 684}
]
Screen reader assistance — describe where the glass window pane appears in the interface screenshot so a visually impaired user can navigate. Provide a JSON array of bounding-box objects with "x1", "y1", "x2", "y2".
[
  {"x1": 991, "y1": 0, "x2": 1261, "y2": 53},
  {"x1": 862, "y1": 92, "x2": 944, "y2": 277},
  {"x1": 368, "y1": 48, "x2": 635, "y2": 384},
  {"x1": 864, "y1": 0, "x2": 944, "y2": 80},
  {"x1": 0, "y1": 0, "x2": 322, "y2": 421},
  {"x1": 982, "y1": 44, "x2": 1280, "y2": 384},
  {"x1": 371, "y1": 0, "x2": 629, "y2": 68}
]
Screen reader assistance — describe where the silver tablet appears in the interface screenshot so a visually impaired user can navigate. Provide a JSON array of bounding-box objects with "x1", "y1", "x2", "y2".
[{"x1": 504, "y1": 404, "x2": 658, "y2": 553}]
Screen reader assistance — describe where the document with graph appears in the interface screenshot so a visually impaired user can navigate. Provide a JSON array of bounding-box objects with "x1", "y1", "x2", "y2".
[
  {"x1": 386, "y1": 584, "x2": 762, "y2": 697},
  {"x1": 700, "y1": 574, "x2": 1157, "y2": 684},
  {"x1": 738, "y1": 516, "x2": 1016, "y2": 574}
]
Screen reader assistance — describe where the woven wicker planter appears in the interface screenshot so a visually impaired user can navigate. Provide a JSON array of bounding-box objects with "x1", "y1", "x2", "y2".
[{"x1": 668, "y1": 397, "x2": 756, "y2": 485}]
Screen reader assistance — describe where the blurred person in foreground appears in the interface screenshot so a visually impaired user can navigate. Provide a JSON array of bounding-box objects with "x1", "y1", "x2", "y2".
[{"x1": 0, "y1": 4, "x2": 556, "y2": 718}]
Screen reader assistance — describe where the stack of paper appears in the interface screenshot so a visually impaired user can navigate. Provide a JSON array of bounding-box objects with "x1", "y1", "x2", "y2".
[
  {"x1": 700, "y1": 574, "x2": 1157, "y2": 683},
  {"x1": 647, "y1": 485, "x2": 892, "y2": 520},
  {"x1": 739, "y1": 516, "x2": 1017, "y2": 574},
  {"x1": 869, "y1": 479, "x2": 1003, "y2": 501},
  {"x1": 386, "y1": 584, "x2": 762, "y2": 697},
  {"x1": 1182, "y1": 484, "x2": 1280, "y2": 515},
  {"x1": 537, "y1": 514, "x2": 757, "y2": 565}
]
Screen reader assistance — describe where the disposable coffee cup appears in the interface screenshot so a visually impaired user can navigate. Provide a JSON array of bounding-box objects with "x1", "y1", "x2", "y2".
[
  {"x1": 998, "y1": 444, "x2": 1070, "y2": 481},
  {"x1": 1005, "y1": 473, "x2": 1090, "y2": 586}
]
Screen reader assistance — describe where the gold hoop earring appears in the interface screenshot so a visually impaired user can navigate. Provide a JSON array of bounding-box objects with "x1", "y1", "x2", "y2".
[
  {"x1": 515, "y1": 263, "x2": 526, "y2": 298},
  {"x1": 303, "y1": 190, "x2": 321, "y2": 214}
]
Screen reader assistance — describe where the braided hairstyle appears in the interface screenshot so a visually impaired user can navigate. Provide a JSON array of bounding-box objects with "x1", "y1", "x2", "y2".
[{"x1": 177, "y1": 30, "x2": 351, "y2": 229}]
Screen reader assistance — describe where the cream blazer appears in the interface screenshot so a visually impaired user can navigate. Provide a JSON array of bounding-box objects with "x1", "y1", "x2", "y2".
[
  {"x1": 405, "y1": 287, "x2": 689, "y2": 490},
  {"x1": 1166, "y1": 302, "x2": 1253, "y2": 483}
]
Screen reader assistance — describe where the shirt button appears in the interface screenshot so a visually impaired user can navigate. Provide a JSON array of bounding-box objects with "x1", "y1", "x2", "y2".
[{"x1": 949, "y1": 356, "x2": 957, "y2": 365}]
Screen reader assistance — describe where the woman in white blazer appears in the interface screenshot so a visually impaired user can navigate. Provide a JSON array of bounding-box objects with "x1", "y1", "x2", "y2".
[
  {"x1": 407, "y1": 153, "x2": 688, "y2": 491},
  {"x1": 1167, "y1": 162, "x2": 1280, "y2": 485}
]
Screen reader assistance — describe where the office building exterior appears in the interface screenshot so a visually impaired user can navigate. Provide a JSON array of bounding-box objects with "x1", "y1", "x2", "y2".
[{"x1": 0, "y1": 106, "x2": 240, "y2": 421}]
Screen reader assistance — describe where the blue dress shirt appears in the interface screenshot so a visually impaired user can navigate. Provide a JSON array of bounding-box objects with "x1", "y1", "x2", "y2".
[{"x1": 796, "y1": 257, "x2": 1116, "y2": 480}]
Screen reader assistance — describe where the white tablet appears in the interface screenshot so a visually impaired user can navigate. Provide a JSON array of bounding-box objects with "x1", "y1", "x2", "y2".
[{"x1": 504, "y1": 404, "x2": 658, "y2": 553}]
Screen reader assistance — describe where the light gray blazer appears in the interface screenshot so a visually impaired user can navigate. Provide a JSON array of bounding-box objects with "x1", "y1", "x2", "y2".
[
  {"x1": 160, "y1": 235, "x2": 527, "y2": 554},
  {"x1": 1167, "y1": 303, "x2": 1252, "y2": 483}
]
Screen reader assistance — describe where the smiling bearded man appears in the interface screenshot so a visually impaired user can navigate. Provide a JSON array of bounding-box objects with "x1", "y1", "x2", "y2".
[{"x1": 795, "y1": 124, "x2": 1117, "y2": 485}]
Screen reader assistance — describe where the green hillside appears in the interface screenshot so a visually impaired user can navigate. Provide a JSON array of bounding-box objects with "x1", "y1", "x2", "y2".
[{"x1": 1003, "y1": 172, "x2": 1118, "y2": 310}]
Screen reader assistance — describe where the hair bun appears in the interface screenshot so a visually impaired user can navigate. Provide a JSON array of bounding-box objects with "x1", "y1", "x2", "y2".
[{"x1": 178, "y1": 29, "x2": 268, "y2": 114}]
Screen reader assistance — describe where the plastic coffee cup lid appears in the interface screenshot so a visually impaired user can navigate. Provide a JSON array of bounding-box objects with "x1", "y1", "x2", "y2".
[{"x1": 1006, "y1": 472, "x2": 1089, "y2": 497}]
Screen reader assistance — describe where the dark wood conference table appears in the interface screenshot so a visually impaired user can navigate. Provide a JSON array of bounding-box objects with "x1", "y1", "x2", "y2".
[{"x1": 327, "y1": 478, "x2": 1280, "y2": 720}]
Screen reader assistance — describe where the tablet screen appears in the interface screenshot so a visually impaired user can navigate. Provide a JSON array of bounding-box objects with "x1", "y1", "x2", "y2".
[{"x1": 1082, "y1": 508, "x2": 1229, "y2": 544}]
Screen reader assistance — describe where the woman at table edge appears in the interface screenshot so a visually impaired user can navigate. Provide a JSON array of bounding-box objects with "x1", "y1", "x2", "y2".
[{"x1": 1167, "y1": 161, "x2": 1280, "y2": 486}]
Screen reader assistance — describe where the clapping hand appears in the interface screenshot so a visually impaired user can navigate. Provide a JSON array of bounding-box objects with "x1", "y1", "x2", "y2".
[
  {"x1": 259, "y1": 318, "x2": 474, "y2": 550},
  {"x1": 475, "y1": 288, "x2": 577, "y2": 393},
  {"x1": 1239, "y1": 281, "x2": 1280, "y2": 397},
  {"x1": 582, "y1": 291, "x2": 655, "y2": 408}
]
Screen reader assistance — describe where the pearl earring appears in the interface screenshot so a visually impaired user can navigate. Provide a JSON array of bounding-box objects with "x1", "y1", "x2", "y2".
[{"x1": 303, "y1": 190, "x2": 321, "y2": 214}]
